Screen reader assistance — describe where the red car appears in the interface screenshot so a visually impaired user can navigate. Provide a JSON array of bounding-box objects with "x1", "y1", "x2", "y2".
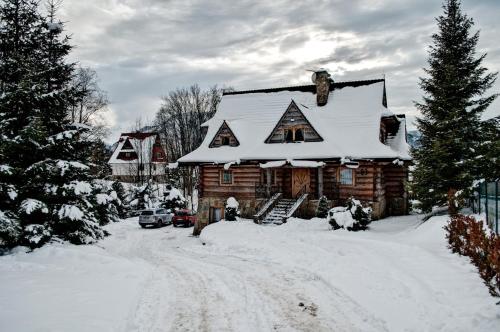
[{"x1": 172, "y1": 209, "x2": 197, "y2": 227}]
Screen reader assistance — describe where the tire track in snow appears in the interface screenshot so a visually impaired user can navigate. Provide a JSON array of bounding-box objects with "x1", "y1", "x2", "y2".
[{"x1": 109, "y1": 224, "x2": 383, "y2": 332}]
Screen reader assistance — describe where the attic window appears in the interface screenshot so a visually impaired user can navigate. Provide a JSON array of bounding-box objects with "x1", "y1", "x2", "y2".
[
  {"x1": 265, "y1": 100, "x2": 323, "y2": 144},
  {"x1": 284, "y1": 127, "x2": 305, "y2": 143},
  {"x1": 209, "y1": 121, "x2": 240, "y2": 148}
]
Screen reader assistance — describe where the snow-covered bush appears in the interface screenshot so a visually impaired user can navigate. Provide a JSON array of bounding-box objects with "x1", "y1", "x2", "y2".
[
  {"x1": 92, "y1": 181, "x2": 123, "y2": 225},
  {"x1": 224, "y1": 197, "x2": 240, "y2": 221},
  {"x1": 315, "y1": 196, "x2": 329, "y2": 218},
  {"x1": 445, "y1": 214, "x2": 500, "y2": 297},
  {"x1": 162, "y1": 185, "x2": 186, "y2": 212},
  {"x1": 128, "y1": 181, "x2": 156, "y2": 211},
  {"x1": 111, "y1": 181, "x2": 127, "y2": 219},
  {"x1": 327, "y1": 197, "x2": 372, "y2": 231},
  {"x1": 22, "y1": 224, "x2": 52, "y2": 249},
  {"x1": 0, "y1": 211, "x2": 22, "y2": 249}
]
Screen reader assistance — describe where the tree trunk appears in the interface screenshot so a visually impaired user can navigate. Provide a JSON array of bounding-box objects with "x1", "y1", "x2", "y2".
[{"x1": 447, "y1": 188, "x2": 458, "y2": 215}]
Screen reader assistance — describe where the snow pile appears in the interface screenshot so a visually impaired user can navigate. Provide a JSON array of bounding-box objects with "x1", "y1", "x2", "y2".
[
  {"x1": 226, "y1": 197, "x2": 239, "y2": 209},
  {"x1": 224, "y1": 197, "x2": 240, "y2": 221},
  {"x1": 327, "y1": 198, "x2": 372, "y2": 231}
]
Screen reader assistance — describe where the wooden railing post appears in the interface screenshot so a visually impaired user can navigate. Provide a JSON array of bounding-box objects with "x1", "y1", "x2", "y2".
[
  {"x1": 266, "y1": 168, "x2": 272, "y2": 197},
  {"x1": 318, "y1": 167, "x2": 324, "y2": 199}
]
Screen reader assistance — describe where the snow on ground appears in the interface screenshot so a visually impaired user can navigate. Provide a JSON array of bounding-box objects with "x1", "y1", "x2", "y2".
[{"x1": 0, "y1": 215, "x2": 499, "y2": 332}]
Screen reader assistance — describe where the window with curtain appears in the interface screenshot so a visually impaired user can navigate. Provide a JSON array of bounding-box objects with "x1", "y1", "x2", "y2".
[{"x1": 340, "y1": 168, "x2": 353, "y2": 185}]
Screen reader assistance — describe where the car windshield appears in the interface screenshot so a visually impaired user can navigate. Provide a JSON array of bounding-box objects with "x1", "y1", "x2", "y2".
[
  {"x1": 175, "y1": 211, "x2": 189, "y2": 216},
  {"x1": 141, "y1": 211, "x2": 154, "y2": 216},
  {"x1": 156, "y1": 210, "x2": 163, "y2": 214}
]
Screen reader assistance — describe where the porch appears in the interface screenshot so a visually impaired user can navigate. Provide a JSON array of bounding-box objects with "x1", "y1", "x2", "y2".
[{"x1": 254, "y1": 166, "x2": 353, "y2": 201}]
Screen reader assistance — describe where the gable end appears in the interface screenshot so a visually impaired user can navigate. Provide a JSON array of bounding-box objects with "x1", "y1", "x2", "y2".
[
  {"x1": 209, "y1": 121, "x2": 240, "y2": 148},
  {"x1": 265, "y1": 100, "x2": 323, "y2": 144}
]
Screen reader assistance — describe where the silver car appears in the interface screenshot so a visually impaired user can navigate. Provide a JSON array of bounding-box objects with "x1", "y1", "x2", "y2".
[{"x1": 139, "y1": 209, "x2": 173, "y2": 228}]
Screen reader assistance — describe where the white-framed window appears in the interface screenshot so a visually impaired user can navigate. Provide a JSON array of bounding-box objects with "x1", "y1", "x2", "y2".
[
  {"x1": 221, "y1": 170, "x2": 233, "y2": 184},
  {"x1": 340, "y1": 168, "x2": 354, "y2": 185}
]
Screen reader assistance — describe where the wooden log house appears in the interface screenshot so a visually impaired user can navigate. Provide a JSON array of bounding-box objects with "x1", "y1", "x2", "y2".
[{"x1": 177, "y1": 70, "x2": 411, "y2": 228}]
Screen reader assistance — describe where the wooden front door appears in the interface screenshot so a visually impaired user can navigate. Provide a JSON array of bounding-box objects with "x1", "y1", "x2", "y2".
[{"x1": 292, "y1": 168, "x2": 310, "y2": 197}]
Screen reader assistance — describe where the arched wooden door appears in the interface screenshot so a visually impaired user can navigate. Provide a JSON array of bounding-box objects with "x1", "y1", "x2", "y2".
[{"x1": 292, "y1": 168, "x2": 310, "y2": 197}]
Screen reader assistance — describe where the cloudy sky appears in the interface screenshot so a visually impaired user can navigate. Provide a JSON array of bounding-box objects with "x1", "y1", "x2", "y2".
[{"x1": 58, "y1": 0, "x2": 500, "y2": 142}]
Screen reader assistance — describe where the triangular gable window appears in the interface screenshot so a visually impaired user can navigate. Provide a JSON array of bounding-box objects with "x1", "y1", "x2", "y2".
[
  {"x1": 209, "y1": 121, "x2": 240, "y2": 148},
  {"x1": 122, "y1": 138, "x2": 134, "y2": 150},
  {"x1": 265, "y1": 100, "x2": 323, "y2": 143}
]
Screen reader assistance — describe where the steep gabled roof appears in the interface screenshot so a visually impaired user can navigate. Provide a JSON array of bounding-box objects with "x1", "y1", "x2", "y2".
[
  {"x1": 108, "y1": 132, "x2": 164, "y2": 164},
  {"x1": 178, "y1": 79, "x2": 410, "y2": 164}
]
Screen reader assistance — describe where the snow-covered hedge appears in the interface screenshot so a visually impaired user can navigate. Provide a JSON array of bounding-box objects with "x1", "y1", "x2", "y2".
[
  {"x1": 445, "y1": 214, "x2": 500, "y2": 297},
  {"x1": 327, "y1": 198, "x2": 372, "y2": 231},
  {"x1": 224, "y1": 197, "x2": 240, "y2": 221}
]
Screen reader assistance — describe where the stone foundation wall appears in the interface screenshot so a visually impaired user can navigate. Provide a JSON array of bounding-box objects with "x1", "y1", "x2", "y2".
[
  {"x1": 194, "y1": 197, "x2": 385, "y2": 235},
  {"x1": 194, "y1": 197, "x2": 265, "y2": 235}
]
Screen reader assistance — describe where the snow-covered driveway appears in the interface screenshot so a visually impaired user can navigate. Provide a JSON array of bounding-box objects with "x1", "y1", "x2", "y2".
[{"x1": 1, "y1": 216, "x2": 499, "y2": 332}]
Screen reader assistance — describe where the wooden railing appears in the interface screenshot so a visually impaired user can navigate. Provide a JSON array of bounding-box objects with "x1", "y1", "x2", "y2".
[
  {"x1": 255, "y1": 183, "x2": 282, "y2": 198},
  {"x1": 253, "y1": 193, "x2": 282, "y2": 224}
]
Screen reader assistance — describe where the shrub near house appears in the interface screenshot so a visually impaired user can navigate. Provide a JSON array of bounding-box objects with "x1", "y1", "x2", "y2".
[{"x1": 445, "y1": 214, "x2": 500, "y2": 297}]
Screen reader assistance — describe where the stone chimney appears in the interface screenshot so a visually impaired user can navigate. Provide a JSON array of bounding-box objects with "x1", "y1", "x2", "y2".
[{"x1": 313, "y1": 69, "x2": 331, "y2": 106}]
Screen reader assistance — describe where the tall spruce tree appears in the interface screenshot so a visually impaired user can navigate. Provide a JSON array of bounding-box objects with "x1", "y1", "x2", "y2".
[
  {"x1": 0, "y1": 0, "x2": 116, "y2": 249},
  {"x1": 413, "y1": 0, "x2": 498, "y2": 214}
]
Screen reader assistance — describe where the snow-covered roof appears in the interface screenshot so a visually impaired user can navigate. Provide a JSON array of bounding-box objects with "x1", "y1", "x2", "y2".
[
  {"x1": 108, "y1": 133, "x2": 160, "y2": 165},
  {"x1": 178, "y1": 79, "x2": 411, "y2": 164}
]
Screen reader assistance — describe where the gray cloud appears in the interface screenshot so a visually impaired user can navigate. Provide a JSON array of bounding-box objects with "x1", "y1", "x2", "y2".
[{"x1": 59, "y1": 0, "x2": 500, "y2": 141}]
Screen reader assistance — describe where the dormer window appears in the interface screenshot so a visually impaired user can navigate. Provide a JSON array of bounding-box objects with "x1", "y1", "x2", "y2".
[
  {"x1": 284, "y1": 127, "x2": 305, "y2": 143},
  {"x1": 265, "y1": 100, "x2": 323, "y2": 144},
  {"x1": 209, "y1": 121, "x2": 240, "y2": 148}
]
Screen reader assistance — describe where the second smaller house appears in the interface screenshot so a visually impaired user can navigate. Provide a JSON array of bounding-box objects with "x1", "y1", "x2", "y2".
[{"x1": 108, "y1": 132, "x2": 167, "y2": 182}]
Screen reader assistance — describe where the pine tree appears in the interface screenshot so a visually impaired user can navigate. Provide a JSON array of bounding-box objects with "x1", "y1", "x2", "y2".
[
  {"x1": 0, "y1": 0, "x2": 113, "y2": 248},
  {"x1": 413, "y1": 0, "x2": 498, "y2": 214},
  {"x1": 315, "y1": 196, "x2": 329, "y2": 218}
]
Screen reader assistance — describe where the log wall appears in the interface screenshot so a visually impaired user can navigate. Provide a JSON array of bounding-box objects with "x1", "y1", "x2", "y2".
[{"x1": 201, "y1": 164, "x2": 261, "y2": 199}]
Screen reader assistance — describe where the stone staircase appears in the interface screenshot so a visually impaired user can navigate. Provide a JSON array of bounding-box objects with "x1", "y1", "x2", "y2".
[{"x1": 262, "y1": 198, "x2": 301, "y2": 225}]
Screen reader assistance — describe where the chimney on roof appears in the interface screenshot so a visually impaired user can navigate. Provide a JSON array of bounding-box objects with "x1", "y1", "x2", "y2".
[{"x1": 311, "y1": 69, "x2": 332, "y2": 106}]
